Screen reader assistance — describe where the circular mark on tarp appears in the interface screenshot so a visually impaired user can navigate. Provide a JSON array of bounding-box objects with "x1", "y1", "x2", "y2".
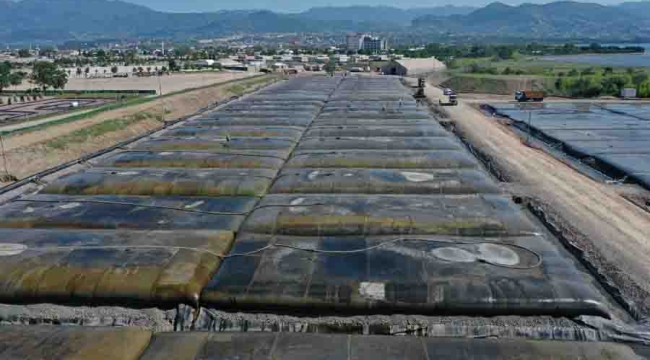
[
  {"x1": 185, "y1": 200, "x2": 205, "y2": 209},
  {"x1": 59, "y1": 202, "x2": 81, "y2": 209},
  {"x1": 401, "y1": 172, "x2": 434, "y2": 183},
  {"x1": 0, "y1": 243, "x2": 28, "y2": 256},
  {"x1": 431, "y1": 247, "x2": 477, "y2": 263},
  {"x1": 477, "y1": 243, "x2": 520, "y2": 266},
  {"x1": 289, "y1": 197, "x2": 308, "y2": 213}
]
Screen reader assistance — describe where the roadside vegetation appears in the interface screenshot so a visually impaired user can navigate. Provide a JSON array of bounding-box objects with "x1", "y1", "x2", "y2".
[
  {"x1": 226, "y1": 75, "x2": 281, "y2": 96},
  {"x1": 44, "y1": 111, "x2": 161, "y2": 149},
  {"x1": 397, "y1": 43, "x2": 646, "y2": 63},
  {"x1": 448, "y1": 59, "x2": 650, "y2": 97}
]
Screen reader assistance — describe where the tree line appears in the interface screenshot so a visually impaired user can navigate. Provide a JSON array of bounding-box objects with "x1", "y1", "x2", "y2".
[
  {"x1": 396, "y1": 43, "x2": 646, "y2": 62},
  {"x1": 0, "y1": 61, "x2": 68, "y2": 94}
]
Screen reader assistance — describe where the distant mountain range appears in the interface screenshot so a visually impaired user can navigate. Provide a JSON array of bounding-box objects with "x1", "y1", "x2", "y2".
[
  {"x1": 1, "y1": 0, "x2": 649, "y2": 44},
  {"x1": 300, "y1": 5, "x2": 476, "y2": 24},
  {"x1": 412, "y1": 1, "x2": 650, "y2": 40}
]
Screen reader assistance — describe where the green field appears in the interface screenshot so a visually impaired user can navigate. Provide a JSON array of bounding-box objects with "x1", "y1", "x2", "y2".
[{"x1": 445, "y1": 56, "x2": 650, "y2": 97}]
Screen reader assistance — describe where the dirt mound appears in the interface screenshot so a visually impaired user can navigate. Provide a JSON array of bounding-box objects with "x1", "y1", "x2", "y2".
[{"x1": 440, "y1": 75, "x2": 551, "y2": 95}]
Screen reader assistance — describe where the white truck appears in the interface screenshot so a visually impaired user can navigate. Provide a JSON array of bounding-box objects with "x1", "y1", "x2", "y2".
[{"x1": 439, "y1": 88, "x2": 458, "y2": 106}]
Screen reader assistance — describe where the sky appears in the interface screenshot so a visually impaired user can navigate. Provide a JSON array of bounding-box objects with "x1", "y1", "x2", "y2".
[{"x1": 122, "y1": 0, "x2": 634, "y2": 13}]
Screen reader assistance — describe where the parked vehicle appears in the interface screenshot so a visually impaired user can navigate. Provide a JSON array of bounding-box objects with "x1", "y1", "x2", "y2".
[
  {"x1": 621, "y1": 88, "x2": 637, "y2": 99},
  {"x1": 439, "y1": 88, "x2": 458, "y2": 106},
  {"x1": 515, "y1": 90, "x2": 544, "y2": 102}
]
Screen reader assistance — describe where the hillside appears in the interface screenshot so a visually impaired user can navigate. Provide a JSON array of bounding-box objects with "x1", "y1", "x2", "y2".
[
  {"x1": 617, "y1": 0, "x2": 650, "y2": 15},
  {"x1": 412, "y1": 1, "x2": 650, "y2": 40},
  {"x1": 300, "y1": 6, "x2": 476, "y2": 24},
  {"x1": 2, "y1": 0, "x2": 650, "y2": 43},
  {"x1": 0, "y1": 0, "x2": 406, "y2": 42}
]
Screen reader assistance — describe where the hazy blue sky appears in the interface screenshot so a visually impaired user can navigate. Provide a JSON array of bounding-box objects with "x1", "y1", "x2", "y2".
[{"x1": 124, "y1": 0, "x2": 630, "y2": 13}]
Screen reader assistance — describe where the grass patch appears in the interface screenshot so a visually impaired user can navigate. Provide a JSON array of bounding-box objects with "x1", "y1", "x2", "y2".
[
  {"x1": 45, "y1": 111, "x2": 159, "y2": 149},
  {"x1": 226, "y1": 76, "x2": 279, "y2": 96},
  {"x1": 445, "y1": 56, "x2": 650, "y2": 97}
]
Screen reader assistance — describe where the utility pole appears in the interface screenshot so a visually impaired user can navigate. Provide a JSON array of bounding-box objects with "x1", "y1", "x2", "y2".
[
  {"x1": 526, "y1": 111, "x2": 533, "y2": 144},
  {"x1": 158, "y1": 73, "x2": 165, "y2": 125}
]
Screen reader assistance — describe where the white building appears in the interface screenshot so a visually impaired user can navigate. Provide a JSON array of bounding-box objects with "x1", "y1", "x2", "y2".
[
  {"x1": 361, "y1": 36, "x2": 388, "y2": 53},
  {"x1": 347, "y1": 34, "x2": 388, "y2": 53},
  {"x1": 195, "y1": 59, "x2": 216, "y2": 67},
  {"x1": 380, "y1": 57, "x2": 446, "y2": 77},
  {"x1": 334, "y1": 54, "x2": 349, "y2": 64}
]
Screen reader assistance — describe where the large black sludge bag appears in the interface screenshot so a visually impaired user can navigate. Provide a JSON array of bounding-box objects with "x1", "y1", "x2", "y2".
[
  {"x1": 43, "y1": 168, "x2": 277, "y2": 197},
  {"x1": 203, "y1": 232, "x2": 611, "y2": 318},
  {"x1": 285, "y1": 150, "x2": 479, "y2": 170},
  {"x1": 0, "y1": 194, "x2": 257, "y2": 230},
  {"x1": 167, "y1": 125, "x2": 305, "y2": 139},
  {"x1": 98, "y1": 151, "x2": 286, "y2": 169},
  {"x1": 240, "y1": 194, "x2": 537, "y2": 237},
  {"x1": 0, "y1": 229, "x2": 233, "y2": 307},
  {"x1": 270, "y1": 169, "x2": 501, "y2": 195}
]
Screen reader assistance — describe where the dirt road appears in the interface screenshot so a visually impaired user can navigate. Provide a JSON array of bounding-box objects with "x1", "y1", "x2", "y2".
[
  {"x1": 12, "y1": 71, "x2": 253, "y2": 94},
  {"x1": 425, "y1": 82, "x2": 650, "y2": 317}
]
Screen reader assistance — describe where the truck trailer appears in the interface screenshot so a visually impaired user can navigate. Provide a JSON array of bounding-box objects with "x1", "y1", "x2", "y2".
[{"x1": 515, "y1": 90, "x2": 544, "y2": 102}]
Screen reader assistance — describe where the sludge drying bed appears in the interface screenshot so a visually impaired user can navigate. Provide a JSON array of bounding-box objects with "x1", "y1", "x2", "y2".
[
  {"x1": 490, "y1": 102, "x2": 650, "y2": 190},
  {"x1": 199, "y1": 77, "x2": 624, "y2": 323},
  {"x1": 0, "y1": 77, "x2": 638, "y2": 343},
  {"x1": 0, "y1": 77, "x2": 339, "y2": 311}
]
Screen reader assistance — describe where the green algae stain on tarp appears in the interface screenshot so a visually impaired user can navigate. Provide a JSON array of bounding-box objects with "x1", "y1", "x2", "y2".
[
  {"x1": 240, "y1": 194, "x2": 534, "y2": 237},
  {"x1": 0, "y1": 229, "x2": 233, "y2": 307},
  {"x1": 295, "y1": 137, "x2": 462, "y2": 151},
  {"x1": 286, "y1": 150, "x2": 479, "y2": 169},
  {"x1": 42, "y1": 168, "x2": 277, "y2": 197},
  {"x1": 98, "y1": 151, "x2": 286, "y2": 169}
]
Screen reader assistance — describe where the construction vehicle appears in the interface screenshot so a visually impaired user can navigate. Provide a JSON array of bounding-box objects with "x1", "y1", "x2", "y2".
[
  {"x1": 414, "y1": 77, "x2": 427, "y2": 100},
  {"x1": 439, "y1": 88, "x2": 458, "y2": 106},
  {"x1": 515, "y1": 90, "x2": 544, "y2": 102}
]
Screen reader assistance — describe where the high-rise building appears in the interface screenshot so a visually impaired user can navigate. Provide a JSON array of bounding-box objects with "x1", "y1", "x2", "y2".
[
  {"x1": 361, "y1": 36, "x2": 387, "y2": 53},
  {"x1": 346, "y1": 33, "x2": 366, "y2": 51},
  {"x1": 347, "y1": 33, "x2": 388, "y2": 53}
]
